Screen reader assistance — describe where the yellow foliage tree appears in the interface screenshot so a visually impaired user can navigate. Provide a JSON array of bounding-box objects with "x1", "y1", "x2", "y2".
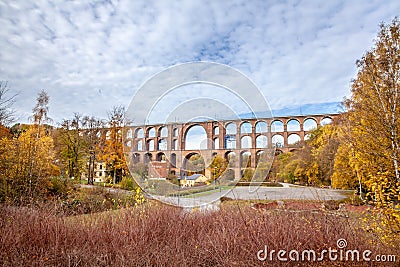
[
  {"x1": 341, "y1": 18, "x2": 400, "y2": 243},
  {"x1": 0, "y1": 125, "x2": 59, "y2": 203},
  {"x1": 99, "y1": 106, "x2": 129, "y2": 184}
]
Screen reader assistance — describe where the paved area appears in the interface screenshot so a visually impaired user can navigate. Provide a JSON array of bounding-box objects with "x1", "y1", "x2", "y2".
[
  {"x1": 80, "y1": 183, "x2": 352, "y2": 209},
  {"x1": 159, "y1": 185, "x2": 352, "y2": 209}
]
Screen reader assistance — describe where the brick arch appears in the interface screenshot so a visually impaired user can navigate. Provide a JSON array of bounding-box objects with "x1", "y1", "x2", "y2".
[
  {"x1": 182, "y1": 124, "x2": 208, "y2": 150},
  {"x1": 182, "y1": 152, "x2": 205, "y2": 176},
  {"x1": 320, "y1": 116, "x2": 333, "y2": 126},
  {"x1": 135, "y1": 127, "x2": 144, "y2": 138},
  {"x1": 240, "y1": 121, "x2": 252, "y2": 134},
  {"x1": 255, "y1": 120, "x2": 268, "y2": 133},
  {"x1": 303, "y1": 117, "x2": 318, "y2": 131},
  {"x1": 287, "y1": 119, "x2": 300, "y2": 131},
  {"x1": 271, "y1": 120, "x2": 284, "y2": 132},
  {"x1": 158, "y1": 126, "x2": 168, "y2": 137},
  {"x1": 240, "y1": 150, "x2": 252, "y2": 168},
  {"x1": 146, "y1": 127, "x2": 156, "y2": 138}
]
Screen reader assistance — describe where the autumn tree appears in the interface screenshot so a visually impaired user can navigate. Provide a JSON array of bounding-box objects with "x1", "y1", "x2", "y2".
[
  {"x1": 275, "y1": 151, "x2": 310, "y2": 185},
  {"x1": 28, "y1": 90, "x2": 53, "y2": 194},
  {"x1": 56, "y1": 114, "x2": 86, "y2": 180},
  {"x1": 99, "y1": 106, "x2": 128, "y2": 184},
  {"x1": 273, "y1": 124, "x2": 340, "y2": 186},
  {"x1": 0, "y1": 81, "x2": 17, "y2": 139},
  {"x1": 0, "y1": 90, "x2": 59, "y2": 203},
  {"x1": 306, "y1": 124, "x2": 340, "y2": 185},
  {"x1": 208, "y1": 154, "x2": 228, "y2": 181},
  {"x1": 338, "y1": 18, "x2": 400, "y2": 241},
  {"x1": 0, "y1": 81, "x2": 17, "y2": 126},
  {"x1": 82, "y1": 116, "x2": 103, "y2": 185},
  {"x1": 331, "y1": 141, "x2": 358, "y2": 189}
]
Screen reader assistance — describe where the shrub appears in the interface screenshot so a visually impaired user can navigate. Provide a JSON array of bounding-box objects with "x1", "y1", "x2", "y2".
[{"x1": 119, "y1": 176, "x2": 136, "y2": 190}]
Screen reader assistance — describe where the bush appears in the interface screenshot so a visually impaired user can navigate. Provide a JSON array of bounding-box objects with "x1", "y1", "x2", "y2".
[
  {"x1": 46, "y1": 177, "x2": 71, "y2": 197},
  {"x1": 119, "y1": 176, "x2": 136, "y2": 190}
]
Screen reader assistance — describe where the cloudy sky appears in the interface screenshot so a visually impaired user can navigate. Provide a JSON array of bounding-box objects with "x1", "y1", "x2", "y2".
[{"x1": 1, "y1": 0, "x2": 399, "y2": 124}]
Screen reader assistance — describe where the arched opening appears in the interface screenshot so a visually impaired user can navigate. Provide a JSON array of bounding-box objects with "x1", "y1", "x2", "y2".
[
  {"x1": 225, "y1": 122, "x2": 237, "y2": 134},
  {"x1": 147, "y1": 127, "x2": 156, "y2": 138},
  {"x1": 240, "y1": 122, "x2": 252, "y2": 134},
  {"x1": 135, "y1": 128, "x2": 144, "y2": 138},
  {"x1": 213, "y1": 126, "x2": 219, "y2": 135},
  {"x1": 220, "y1": 168, "x2": 235, "y2": 181},
  {"x1": 185, "y1": 125, "x2": 208, "y2": 150},
  {"x1": 225, "y1": 151, "x2": 237, "y2": 168},
  {"x1": 241, "y1": 136, "x2": 252, "y2": 149},
  {"x1": 137, "y1": 140, "x2": 143, "y2": 151},
  {"x1": 144, "y1": 153, "x2": 153, "y2": 164},
  {"x1": 241, "y1": 151, "x2": 251, "y2": 168},
  {"x1": 173, "y1": 128, "x2": 178, "y2": 137},
  {"x1": 224, "y1": 122, "x2": 236, "y2": 149},
  {"x1": 158, "y1": 138, "x2": 167, "y2": 150},
  {"x1": 255, "y1": 121, "x2": 268, "y2": 133},
  {"x1": 288, "y1": 134, "x2": 301, "y2": 145},
  {"x1": 171, "y1": 153, "x2": 177, "y2": 168},
  {"x1": 256, "y1": 135, "x2": 267, "y2": 148},
  {"x1": 303, "y1": 118, "x2": 317, "y2": 131},
  {"x1": 132, "y1": 153, "x2": 141, "y2": 164},
  {"x1": 272, "y1": 134, "x2": 284, "y2": 148},
  {"x1": 147, "y1": 140, "x2": 155, "y2": 151},
  {"x1": 172, "y1": 139, "x2": 178, "y2": 150},
  {"x1": 287, "y1": 119, "x2": 300, "y2": 131},
  {"x1": 271, "y1": 120, "x2": 284, "y2": 132},
  {"x1": 159, "y1": 126, "x2": 168, "y2": 137},
  {"x1": 126, "y1": 129, "x2": 133, "y2": 138},
  {"x1": 156, "y1": 152, "x2": 166, "y2": 162},
  {"x1": 256, "y1": 150, "x2": 264, "y2": 165},
  {"x1": 213, "y1": 137, "x2": 219, "y2": 149},
  {"x1": 183, "y1": 153, "x2": 205, "y2": 176},
  {"x1": 321, "y1": 117, "x2": 333, "y2": 126}
]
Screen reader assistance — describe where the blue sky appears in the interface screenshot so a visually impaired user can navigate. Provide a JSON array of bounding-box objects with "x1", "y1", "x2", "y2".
[{"x1": 1, "y1": 0, "x2": 399, "y2": 124}]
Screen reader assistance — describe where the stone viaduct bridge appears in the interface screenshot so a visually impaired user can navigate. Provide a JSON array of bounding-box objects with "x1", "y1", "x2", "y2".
[{"x1": 124, "y1": 114, "x2": 338, "y2": 180}]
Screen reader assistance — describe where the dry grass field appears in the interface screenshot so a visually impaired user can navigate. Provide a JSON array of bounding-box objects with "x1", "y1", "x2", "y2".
[{"x1": 1, "y1": 199, "x2": 398, "y2": 266}]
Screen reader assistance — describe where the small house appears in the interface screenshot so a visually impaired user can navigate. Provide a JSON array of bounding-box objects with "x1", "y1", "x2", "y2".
[{"x1": 180, "y1": 174, "x2": 208, "y2": 187}]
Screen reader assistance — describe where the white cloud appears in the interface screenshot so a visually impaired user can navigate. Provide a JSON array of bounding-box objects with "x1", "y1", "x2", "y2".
[{"x1": 0, "y1": 0, "x2": 399, "y2": 124}]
